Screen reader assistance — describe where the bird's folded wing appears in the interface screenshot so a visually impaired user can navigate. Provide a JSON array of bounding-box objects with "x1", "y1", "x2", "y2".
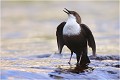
[
  {"x1": 56, "y1": 22, "x2": 66, "y2": 53},
  {"x1": 80, "y1": 24, "x2": 96, "y2": 56}
]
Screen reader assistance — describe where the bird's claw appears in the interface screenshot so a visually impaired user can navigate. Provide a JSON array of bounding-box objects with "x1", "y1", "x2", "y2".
[{"x1": 68, "y1": 62, "x2": 70, "y2": 64}]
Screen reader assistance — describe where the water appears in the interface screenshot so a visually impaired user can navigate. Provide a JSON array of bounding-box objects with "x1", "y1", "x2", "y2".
[{"x1": 1, "y1": 1, "x2": 119, "y2": 80}]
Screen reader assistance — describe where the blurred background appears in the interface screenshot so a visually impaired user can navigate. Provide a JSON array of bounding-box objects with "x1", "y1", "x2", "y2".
[{"x1": 1, "y1": 1, "x2": 119, "y2": 58}]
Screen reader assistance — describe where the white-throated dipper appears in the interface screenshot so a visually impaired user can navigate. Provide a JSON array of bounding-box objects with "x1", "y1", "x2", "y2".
[{"x1": 56, "y1": 8, "x2": 96, "y2": 68}]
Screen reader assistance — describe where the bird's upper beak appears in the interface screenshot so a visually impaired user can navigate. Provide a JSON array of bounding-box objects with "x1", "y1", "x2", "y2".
[{"x1": 63, "y1": 8, "x2": 70, "y2": 14}]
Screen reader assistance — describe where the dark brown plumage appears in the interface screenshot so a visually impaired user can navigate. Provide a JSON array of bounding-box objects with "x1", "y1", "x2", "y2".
[{"x1": 56, "y1": 8, "x2": 96, "y2": 67}]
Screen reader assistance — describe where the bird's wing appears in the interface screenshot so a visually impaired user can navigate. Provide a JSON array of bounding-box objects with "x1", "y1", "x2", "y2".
[
  {"x1": 80, "y1": 24, "x2": 96, "y2": 56},
  {"x1": 56, "y1": 22, "x2": 66, "y2": 53}
]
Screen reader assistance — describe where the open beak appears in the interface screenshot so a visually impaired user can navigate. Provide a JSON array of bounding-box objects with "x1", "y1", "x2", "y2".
[{"x1": 63, "y1": 8, "x2": 70, "y2": 14}]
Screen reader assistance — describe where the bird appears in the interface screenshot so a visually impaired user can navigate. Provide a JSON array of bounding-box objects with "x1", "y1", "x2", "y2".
[{"x1": 56, "y1": 8, "x2": 96, "y2": 68}]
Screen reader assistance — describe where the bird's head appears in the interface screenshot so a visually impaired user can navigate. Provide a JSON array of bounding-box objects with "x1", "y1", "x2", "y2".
[{"x1": 63, "y1": 8, "x2": 81, "y2": 24}]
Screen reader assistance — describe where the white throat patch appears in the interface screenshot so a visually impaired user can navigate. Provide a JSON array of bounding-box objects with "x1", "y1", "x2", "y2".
[{"x1": 63, "y1": 14, "x2": 81, "y2": 36}]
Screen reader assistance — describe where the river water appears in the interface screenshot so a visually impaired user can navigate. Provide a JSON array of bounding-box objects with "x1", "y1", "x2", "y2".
[{"x1": 1, "y1": 1, "x2": 119, "y2": 80}]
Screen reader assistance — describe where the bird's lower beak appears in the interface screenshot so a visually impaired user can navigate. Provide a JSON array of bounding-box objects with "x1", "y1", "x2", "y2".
[{"x1": 63, "y1": 8, "x2": 70, "y2": 14}]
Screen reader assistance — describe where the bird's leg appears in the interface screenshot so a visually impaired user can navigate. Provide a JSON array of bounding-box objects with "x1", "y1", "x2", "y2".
[
  {"x1": 79, "y1": 53, "x2": 83, "y2": 63},
  {"x1": 76, "y1": 52, "x2": 83, "y2": 67},
  {"x1": 68, "y1": 51, "x2": 73, "y2": 65},
  {"x1": 80, "y1": 46, "x2": 90, "y2": 68},
  {"x1": 76, "y1": 54, "x2": 80, "y2": 66}
]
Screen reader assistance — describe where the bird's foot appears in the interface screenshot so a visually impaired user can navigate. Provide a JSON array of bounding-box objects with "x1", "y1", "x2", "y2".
[
  {"x1": 68, "y1": 62, "x2": 72, "y2": 67},
  {"x1": 75, "y1": 63, "x2": 90, "y2": 69},
  {"x1": 71, "y1": 65, "x2": 94, "y2": 73},
  {"x1": 68, "y1": 62, "x2": 70, "y2": 64}
]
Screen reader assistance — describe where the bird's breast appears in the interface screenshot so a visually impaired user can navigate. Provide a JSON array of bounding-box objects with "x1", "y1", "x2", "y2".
[{"x1": 63, "y1": 18, "x2": 81, "y2": 36}]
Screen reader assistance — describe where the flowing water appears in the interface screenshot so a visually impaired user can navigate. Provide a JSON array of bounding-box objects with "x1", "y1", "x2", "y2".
[{"x1": 1, "y1": 1, "x2": 119, "y2": 80}]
